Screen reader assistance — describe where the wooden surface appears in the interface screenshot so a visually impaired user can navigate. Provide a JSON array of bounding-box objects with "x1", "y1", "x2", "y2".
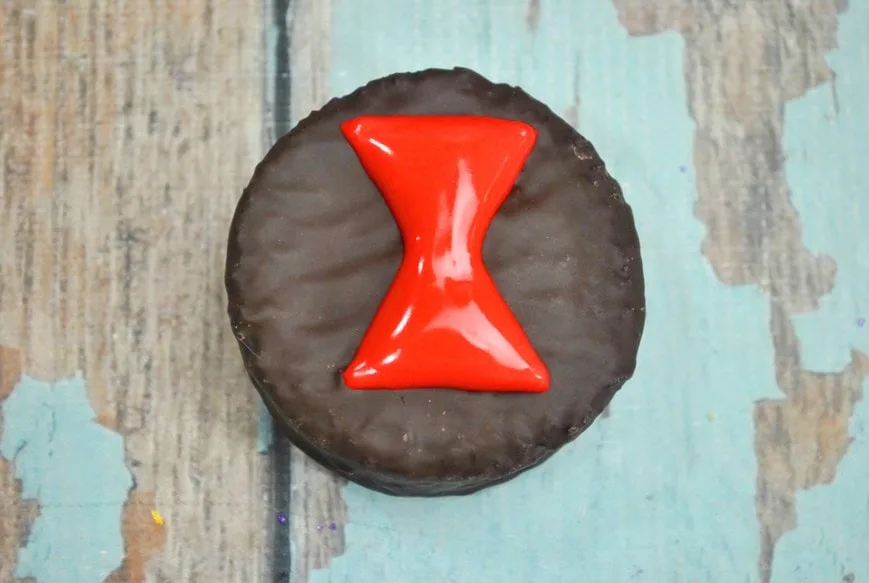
[
  {"x1": 0, "y1": 1, "x2": 268, "y2": 581},
  {"x1": 1, "y1": 0, "x2": 867, "y2": 582}
]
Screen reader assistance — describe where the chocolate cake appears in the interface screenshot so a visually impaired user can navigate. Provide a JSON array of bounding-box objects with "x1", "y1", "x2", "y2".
[{"x1": 225, "y1": 68, "x2": 645, "y2": 496}]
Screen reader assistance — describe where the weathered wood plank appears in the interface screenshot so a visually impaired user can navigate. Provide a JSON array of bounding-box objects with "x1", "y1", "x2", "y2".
[
  {"x1": 0, "y1": 345, "x2": 34, "y2": 583},
  {"x1": 0, "y1": 1, "x2": 268, "y2": 580},
  {"x1": 613, "y1": 1, "x2": 868, "y2": 580}
]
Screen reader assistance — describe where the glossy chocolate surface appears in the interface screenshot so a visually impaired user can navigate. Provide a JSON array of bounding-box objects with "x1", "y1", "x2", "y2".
[
  {"x1": 341, "y1": 115, "x2": 549, "y2": 393},
  {"x1": 225, "y1": 68, "x2": 646, "y2": 496}
]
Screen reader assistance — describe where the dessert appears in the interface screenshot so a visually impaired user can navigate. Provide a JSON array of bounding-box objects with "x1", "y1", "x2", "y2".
[{"x1": 225, "y1": 68, "x2": 645, "y2": 496}]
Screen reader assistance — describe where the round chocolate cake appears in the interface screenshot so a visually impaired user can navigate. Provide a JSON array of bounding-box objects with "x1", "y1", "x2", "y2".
[{"x1": 225, "y1": 68, "x2": 645, "y2": 496}]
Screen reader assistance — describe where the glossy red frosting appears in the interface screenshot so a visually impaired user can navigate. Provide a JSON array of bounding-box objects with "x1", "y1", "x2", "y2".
[{"x1": 341, "y1": 115, "x2": 550, "y2": 392}]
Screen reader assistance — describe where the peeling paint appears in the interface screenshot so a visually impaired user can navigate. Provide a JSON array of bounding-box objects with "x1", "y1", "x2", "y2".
[
  {"x1": 612, "y1": 0, "x2": 692, "y2": 35},
  {"x1": 612, "y1": 0, "x2": 859, "y2": 581},
  {"x1": 0, "y1": 346, "x2": 21, "y2": 401},
  {"x1": 616, "y1": 0, "x2": 845, "y2": 311},
  {"x1": 766, "y1": 5, "x2": 869, "y2": 578},
  {"x1": 106, "y1": 490, "x2": 168, "y2": 583},
  {"x1": 0, "y1": 373, "x2": 133, "y2": 583},
  {"x1": 755, "y1": 306, "x2": 868, "y2": 583},
  {"x1": 0, "y1": 344, "x2": 27, "y2": 583},
  {"x1": 1, "y1": 0, "x2": 270, "y2": 579}
]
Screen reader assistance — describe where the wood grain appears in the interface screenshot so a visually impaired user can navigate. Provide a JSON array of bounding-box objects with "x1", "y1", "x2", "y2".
[
  {"x1": 106, "y1": 490, "x2": 167, "y2": 583},
  {"x1": 0, "y1": 345, "x2": 36, "y2": 583},
  {"x1": 2, "y1": 0, "x2": 864, "y2": 580},
  {"x1": 0, "y1": 1, "x2": 268, "y2": 580},
  {"x1": 613, "y1": 0, "x2": 866, "y2": 581}
]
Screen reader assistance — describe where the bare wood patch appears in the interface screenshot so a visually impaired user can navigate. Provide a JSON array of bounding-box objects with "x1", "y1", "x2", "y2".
[
  {"x1": 0, "y1": 345, "x2": 32, "y2": 583},
  {"x1": 613, "y1": 0, "x2": 854, "y2": 580},
  {"x1": 756, "y1": 307, "x2": 868, "y2": 583},
  {"x1": 0, "y1": 0, "x2": 268, "y2": 579},
  {"x1": 106, "y1": 490, "x2": 167, "y2": 583}
]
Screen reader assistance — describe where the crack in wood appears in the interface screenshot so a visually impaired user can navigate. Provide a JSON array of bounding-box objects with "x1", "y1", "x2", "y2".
[{"x1": 266, "y1": 0, "x2": 296, "y2": 579}]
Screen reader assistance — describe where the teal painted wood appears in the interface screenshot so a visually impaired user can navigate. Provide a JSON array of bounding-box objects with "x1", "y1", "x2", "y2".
[
  {"x1": 309, "y1": 1, "x2": 785, "y2": 581},
  {"x1": 0, "y1": 374, "x2": 131, "y2": 582},
  {"x1": 788, "y1": 4, "x2": 869, "y2": 372},
  {"x1": 771, "y1": 4, "x2": 869, "y2": 581}
]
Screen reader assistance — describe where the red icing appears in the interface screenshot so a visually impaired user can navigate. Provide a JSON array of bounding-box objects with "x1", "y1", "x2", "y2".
[{"x1": 340, "y1": 115, "x2": 550, "y2": 393}]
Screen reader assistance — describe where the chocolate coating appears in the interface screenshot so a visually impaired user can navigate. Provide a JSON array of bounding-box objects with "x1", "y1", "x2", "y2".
[{"x1": 225, "y1": 68, "x2": 645, "y2": 496}]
